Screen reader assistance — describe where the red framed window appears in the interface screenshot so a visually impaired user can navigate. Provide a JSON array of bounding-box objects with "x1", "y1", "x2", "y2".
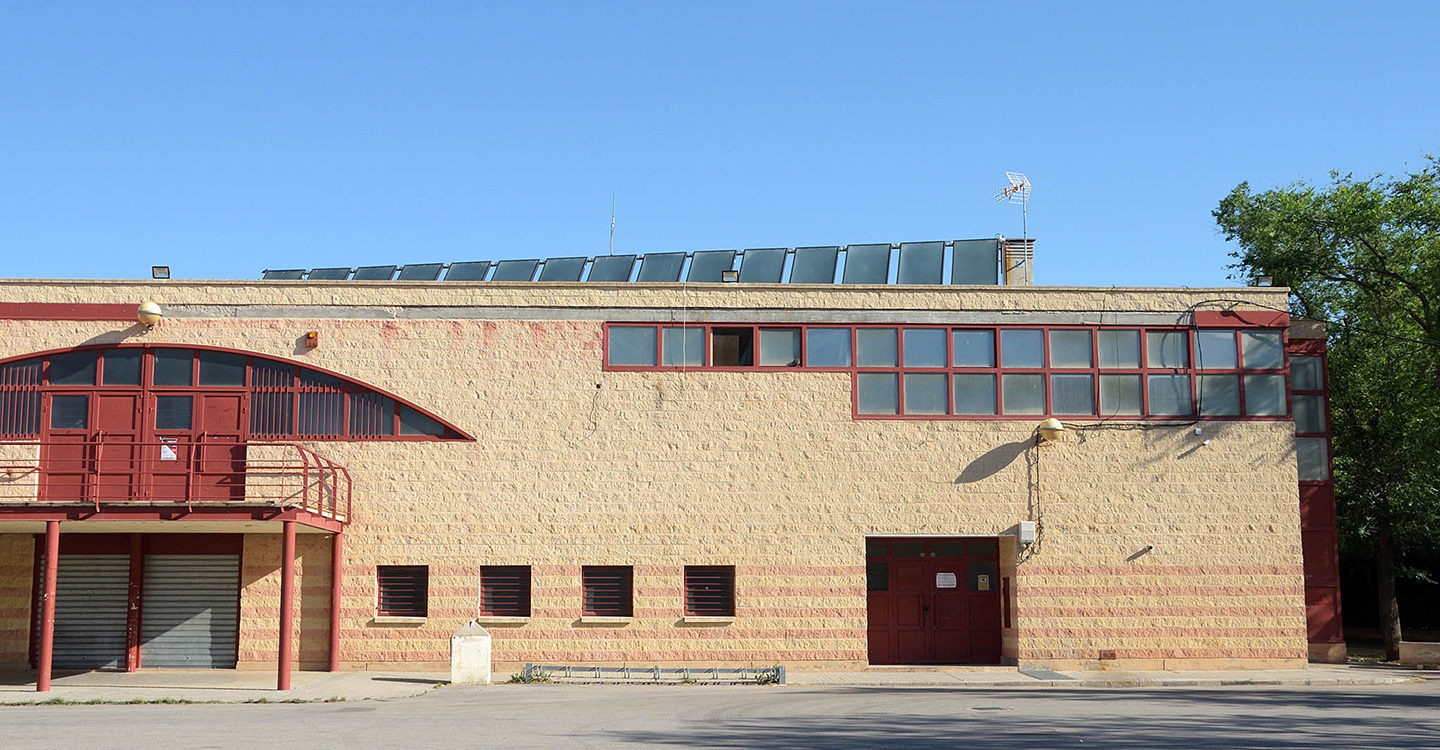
[
  {"x1": 1289, "y1": 348, "x2": 1331, "y2": 482},
  {"x1": 377, "y1": 565, "x2": 429, "y2": 617},
  {"x1": 582, "y1": 566, "x2": 633, "y2": 617},
  {"x1": 479, "y1": 566, "x2": 532, "y2": 617},
  {"x1": 684, "y1": 566, "x2": 736, "y2": 617},
  {"x1": 603, "y1": 323, "x2": 1292, "y2": 421}
]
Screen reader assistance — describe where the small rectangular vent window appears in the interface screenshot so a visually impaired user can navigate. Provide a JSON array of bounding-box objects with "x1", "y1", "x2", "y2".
[
  {"x1": 377, "y1": 565, "x2": 428, "y2": 617},
  {"x1": 582, "y1": 566, "x2": 633, "y2": 617},
  {"x1": 685, "y1": 566, "x2": 736, "y2": 617},
  {"x1": 479, "y1": 566, "x2": 532, "y2": 617}
]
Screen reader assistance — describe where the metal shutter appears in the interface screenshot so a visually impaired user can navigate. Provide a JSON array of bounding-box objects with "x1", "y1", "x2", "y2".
[
  {"x1": 140, "y1": 555, "x2": 239, "y2": 668},
  {"x1": 37, "y1": 554, "x2": 130, "y2": 670}
]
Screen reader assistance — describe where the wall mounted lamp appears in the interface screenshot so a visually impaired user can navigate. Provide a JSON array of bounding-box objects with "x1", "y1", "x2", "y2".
[
  {"x1": 152, "y1": 266, "x2": 171, "y2": 280},
  {"x1": 1036, "y1": 417, "x2": 1065, "y2": 443},
  {"x1": 136, "y1": 300, "x2": 163, "y2": 329},
  {"x1": 720, "y1": 270, "x2": 740, "y2": 283}
]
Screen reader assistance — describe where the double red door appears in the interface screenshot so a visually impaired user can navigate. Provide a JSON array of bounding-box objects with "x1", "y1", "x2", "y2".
[
  {"x1": 39, "y1": 390, "x2": 245, "y2": 504},
  {"x1": 867, "y1": 538, "x2": 1002, "y2": 665}
]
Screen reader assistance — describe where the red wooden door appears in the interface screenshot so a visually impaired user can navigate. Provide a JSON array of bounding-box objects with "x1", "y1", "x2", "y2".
[
  {"x1": 39, "y1": 394, "x2": 92, "y2": 502},
  {"x1": 194, "y1": 393, "x2": 246, "y2": 502},
  {"x1": 93, "y1": 393, "x2": 144, "y2": 503},
  {"x1": 866, "y1": 538, "x2": 1003, "y2": 665},
  {"x1": 148, "y1": 393, "x2": 195, "y2": 503}
]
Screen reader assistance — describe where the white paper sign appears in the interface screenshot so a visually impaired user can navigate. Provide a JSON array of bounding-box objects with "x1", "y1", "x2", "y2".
[
  {"x1": 160, "y1": 439, "x2": 178, "y2": 462},
  {"x1": 935, "y1": 572, "x2": 957, "y2": 589}
]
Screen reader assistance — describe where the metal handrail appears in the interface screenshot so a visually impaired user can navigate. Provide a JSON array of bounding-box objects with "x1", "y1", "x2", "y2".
[{"x1": 0, "y1": 437, "x2": 351, "y2": 523}]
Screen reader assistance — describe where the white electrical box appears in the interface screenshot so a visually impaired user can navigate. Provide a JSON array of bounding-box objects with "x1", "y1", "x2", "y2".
[{"x1": 1017, "y1": 521, "x2": 1037, "y2": 545}]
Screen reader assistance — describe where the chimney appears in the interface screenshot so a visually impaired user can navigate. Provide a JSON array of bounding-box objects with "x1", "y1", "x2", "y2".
[{"x1": 1003, "y1": 238, "x2": 1035, "y2": 286}]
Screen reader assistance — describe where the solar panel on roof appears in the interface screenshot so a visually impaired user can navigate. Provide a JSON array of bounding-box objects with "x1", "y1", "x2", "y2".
[
  {"x1": 789, "y1": 247, "x2": 839, "y2": 284},
  {"x1": 637, "y1": 252, "x2": 686, "y2": 282},
  {"x1": 538, "y1": 256, "x2": 587, "y2": 281},
  {"x1": 262, "y1": 269, "x2": 305, "y2": 280},
  {"x1": 353, "y1": 265, "x2": 397, "y2": 280},
  {"x1": 397, "y1": 263, "x2": 444, "y2": 281},
  {"x1": 444, "y1": 261, "x2": 491, "y2": 281},
  {"x1": 308, "y1": 268, "x2": 351, "y2": 280},
  {"x1": 491, "y1": 259, "x2": 539, "y2": 281},
  {"x1": 842, "y1": 244, "x2": 891, "y2": 284},
  {"x1": 686, "y1": 250, "x2": 737, "y2": 282},
  {"x1": 952, "y1": 239, "x2": 999, "y2": 285},
  {"x1": 896, "y1": 242, "x2": 944, "y2": 285},
  {"x1": 737, "y1": 248, "x2": 786, "y2": 283},
  {"x1": 587, "y1": 255, "x2": 636, "y2": 282}
]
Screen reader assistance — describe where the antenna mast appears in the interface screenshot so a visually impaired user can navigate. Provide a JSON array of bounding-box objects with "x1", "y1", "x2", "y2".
[
  {"x1": 994, "y1": 172, "x2": 1032, "y2": 244},
  {"x1": 609, "y1": 194, "x2": 616, "y2": 256}
]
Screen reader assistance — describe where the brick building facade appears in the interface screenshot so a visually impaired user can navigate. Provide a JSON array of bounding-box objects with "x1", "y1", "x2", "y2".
[{"x1": 0, "y1": 249, "x2": 1343, "y2": 686}]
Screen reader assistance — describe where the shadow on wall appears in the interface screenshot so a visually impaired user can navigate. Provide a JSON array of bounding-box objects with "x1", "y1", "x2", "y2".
[{"x1": 955, "y1": 441, "x2": 1031, "y2": 484}]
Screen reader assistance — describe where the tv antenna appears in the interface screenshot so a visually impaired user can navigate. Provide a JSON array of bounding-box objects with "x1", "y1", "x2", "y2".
[
  {"x1": 608, "y1": 194, "x2": 616, "y2": 256},
  {"x1": 994, "y1": 171, "x2": 1032, "y2": 243}
]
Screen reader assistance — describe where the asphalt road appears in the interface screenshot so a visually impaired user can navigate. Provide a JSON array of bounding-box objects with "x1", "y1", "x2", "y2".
[{"x1": 4, "y1": 681, "x2": 1439, "y2": 749}]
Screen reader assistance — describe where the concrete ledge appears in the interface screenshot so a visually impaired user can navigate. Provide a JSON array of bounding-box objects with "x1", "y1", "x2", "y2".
[
  {"x1": 1309, "y1": 642, "x2": 1348, "y2": 663},
  {"x1": 1400, "y1": 642, "x2": 1440, "y2": 667}
]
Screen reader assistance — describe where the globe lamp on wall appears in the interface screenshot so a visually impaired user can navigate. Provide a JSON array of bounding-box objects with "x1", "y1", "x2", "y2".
[
  {"x1": 137, "y1": 300, "x2": 163, "y2": 329},
  {"x1": 1036, "y1": 417, "x2": 1065, "y2": 443}
]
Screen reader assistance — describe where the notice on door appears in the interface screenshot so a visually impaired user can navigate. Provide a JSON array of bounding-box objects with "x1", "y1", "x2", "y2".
[
  {"x1": 935, "y1": 572, "x2": 957, "y2": 589},
  {"x1": 976, "y1": 574, "x2": 991, "y2": 591},
  {"x1": 160, "y1": 438, "x2": 178, "y2": 462}
]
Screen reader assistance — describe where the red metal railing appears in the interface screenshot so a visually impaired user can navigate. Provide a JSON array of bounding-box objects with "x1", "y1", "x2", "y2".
[{"x1": 0, "y1": 438, "x2": 351, "y2": 522}]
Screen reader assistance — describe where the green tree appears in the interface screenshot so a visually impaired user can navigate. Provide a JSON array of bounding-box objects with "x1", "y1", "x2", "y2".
[{"x1": 1214, "y1": 158, "x2": 1440, "y2": 661}]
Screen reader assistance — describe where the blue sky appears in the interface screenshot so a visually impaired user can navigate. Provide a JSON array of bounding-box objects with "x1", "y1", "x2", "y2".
[{"x1": 2, "y1": 2, "x2": 1437, "y2": 286}]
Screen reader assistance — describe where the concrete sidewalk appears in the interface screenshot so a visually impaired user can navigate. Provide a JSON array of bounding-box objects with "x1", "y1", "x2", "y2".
[{"x1": 0, "y1": 664, "x2": 1429, "y2": 705}]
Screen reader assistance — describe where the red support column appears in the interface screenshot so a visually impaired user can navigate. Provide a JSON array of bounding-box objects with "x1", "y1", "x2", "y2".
[
  {"x1": 36, "y1": 520, "x2": 59, "y2": 693},
  {"x1": 328, "y1": 532, "x2": 343, "y2": 672},
  {"x1": 278, "y1": 520, "x2": 296, "y2": 691},
  {"x1": 125, "y1": 534, "x2": 144, "y2": 672}
]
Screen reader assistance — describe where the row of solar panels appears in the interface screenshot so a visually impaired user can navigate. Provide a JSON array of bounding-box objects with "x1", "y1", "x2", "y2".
[{"x1": 261, "y1": 239, "x2": 1004, "y2": 285}]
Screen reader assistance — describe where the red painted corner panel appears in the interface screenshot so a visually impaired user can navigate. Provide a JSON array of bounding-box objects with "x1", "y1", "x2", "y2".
[{"x1": 1193, "y1": 309, "x2": 1290, "y2": 328}]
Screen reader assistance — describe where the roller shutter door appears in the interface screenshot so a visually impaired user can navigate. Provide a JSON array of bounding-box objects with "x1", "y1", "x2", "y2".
[
  {"x1": 140, "y1": 555, "x2": 240, "y2": 668},
  {"x1": 37, "y1": 554, "x2": 130, "y2": 670}
]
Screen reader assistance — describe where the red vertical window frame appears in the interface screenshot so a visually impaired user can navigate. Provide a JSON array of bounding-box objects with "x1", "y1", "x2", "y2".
[
  {"x1": 582, "y1": 566, "x2": 633, "y2": 617},
  {"x1": 0, "y1": 359, "x2": 42, "y2": 436},
  {"x1": 479, "y1": 566, "x2": 531, "y2": 617},
  {"x1": 684, "y1": 566, "x2": 736, "y2": 617}
]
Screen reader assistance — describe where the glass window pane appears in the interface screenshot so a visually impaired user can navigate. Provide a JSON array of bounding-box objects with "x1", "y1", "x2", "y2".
[
  {"x1": 251, "y1": 392, "x2": 293, "y2": 435},
  {"x1": 153, "y1": 349, "x2": 194, "y2": 386},
  {"x1": 349, "y1": 393, "x2": 395, "y2": 436},
  {"x1": 1196, "y1": 330, "x2": 1239, "y2": 369},
  {"x1": 1002, "y1": 374, "x2": 1045, "y2": 414},
  {"x1": 662, "y1": 327, "x2": 705, "y2": 366},
  {"x1": 1000, "y1": 329, "x2": 1044, "y2": 368},
  {"x1": 1292, "y1": 355, "x2": 1323, "y2": 391},
  {"x1": 758, "y1": 329, "x2": 801, "y2": 366},
  {"x1": 1242, "y1": 330, "x2": 1285, "y2": 369},
  {"x1": 902, "y1": 329, "x2": 947, "y2": 367},
  {"x1": 891, "y1": 541, "x2": 924, "y2": 557},
  {"x1": 49, "y1": 395, "x2": 88, "y2": 430},
  {"x1": 101, "y1": 350, "x2": 142, "y2": 386},
  {"x1": 952, "y1": 330, "x2": 995, "y2": 367},
  {"x1": 806, "y1": 328, "x2": 852, "y2": 367},
  {"x1": 857, "y1": 373, "x2": 899, "y2": 414},
  {"x1": 968, "y1": 561, "x2": 998, "y2": 592},
  {"x1": 1098, "y1": 330, "x2": 1141, "y2": 369},
  {"x1": 856, "y1": 329, "x2": 898, "y2": 367},
  {"x1": 1198, "y1": 375, "x2": 1241, "y2": 416},
  {"x1": 931, "y1": 540, "x2": 966, "y2": 557},
  {"x1": 903, "y1": 373, "x2": 948, "y2": 415},
  {"x1": 710, "y1": 328, "x2": 753, "y2": 366},
  {"x1": 48, "y1": 351, "x2": 97, "y2": 386},
  {"x1": 1146, "y1": 332, "x2": 1189, "y2": 368},
  {"x1": 1147, "y1": 374, "x2": 1193, "y2": 415},
  {"x1": 866, "y1": 562, "x2": 888, "y2": 592},
  {"x1": 399, "y1": 405, "x2": 447, "y2": 436},
  {"x1": 1244, "y1": 373, "x2": 1287, "y2": 416},
  {"x1": 155, "y1": 395, "x2": 193, "y2": 431},
  {"x1": 967, "y1": 539, "x2": 998, "y2": 558},
  {"x1": 1297, "y1": 437, "x2": 1330, "y2": 480},
  {"x1": 1050, "y1": 374, "x2": 1095, "y2": 415},
  {"x1": 954, "y1": 373, "x2": 997, "y2": 415},
  {"x1": 865, "y1": 539, "x2": 887, "y2": 557},
  {"x1": 608, "y1": 327, "x2": 657, "y2": 366},
  {"x1": 198, "y1": 352, "x2": 247, "y2": 386},
  {"x1": 1048, "y1": 330, "x2": 1093, "y2": 368},
  {"x1": 1294, "y1": 394, "x2": 1326, "y2": 434},
  {"x1": 1099, "y1": 374, "x2": 1141, "y2": 415}
]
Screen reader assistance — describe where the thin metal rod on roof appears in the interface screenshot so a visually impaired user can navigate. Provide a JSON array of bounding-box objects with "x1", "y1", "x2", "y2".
[{"x1": 609, "y1": 194, "x2": 616, "y2": 256}]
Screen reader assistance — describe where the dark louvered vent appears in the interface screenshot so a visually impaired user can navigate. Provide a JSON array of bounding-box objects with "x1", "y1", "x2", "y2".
[
  {"x1": 582, "y1": 566, "x2": 633, "y2": 617},
  {"x1": 480, "y1": 566, "x2": 531, "y2": 617},
  {"x1": 685, "y1": 566, "x2": 736, "y2": 617},
  {"x1": 377, "y1": 565, "x2": 428, "y2": 617}
]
